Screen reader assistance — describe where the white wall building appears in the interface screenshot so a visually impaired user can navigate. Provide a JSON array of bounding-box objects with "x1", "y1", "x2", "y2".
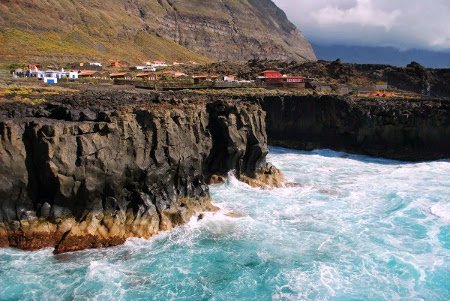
[{"x1": 44, "y1": 77, "x2": 58, "y2": 84}]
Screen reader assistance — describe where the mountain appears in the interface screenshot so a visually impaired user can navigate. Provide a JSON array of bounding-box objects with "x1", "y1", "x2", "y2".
[
  {"x1": 0, "y1": 0, "x2": 316, "y2": 65},
  {"x1": 313, "y1": 44, "x2": 450, "y2": 68}
]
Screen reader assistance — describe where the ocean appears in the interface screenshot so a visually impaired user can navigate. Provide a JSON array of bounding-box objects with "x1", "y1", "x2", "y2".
[{"x1": 1, "y1": 147, "x2": 449, "y2": 300}]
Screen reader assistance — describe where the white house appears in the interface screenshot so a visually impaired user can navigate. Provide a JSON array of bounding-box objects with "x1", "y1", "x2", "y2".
[
  {"x1": 89, "y1": 62, "x2": 102, "y2": 67},
  {"x1": 146, "y1": 61, "x2": 169, "y2": 68},
  {"x1": 223, "y1": 75, "x2": 237, "y2": 82},
  {"x1": 143, "y1": 66, "x2": 157, "y2": 72},
  {"x1": 68, "y1": 71, "x2": 79, "y2": 80},
  {"x1": 31, "y1": 71, "x2": 45, "y2": 79}
]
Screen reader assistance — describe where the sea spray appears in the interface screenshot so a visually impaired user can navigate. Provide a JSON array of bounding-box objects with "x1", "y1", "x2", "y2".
[{"x1": 0, "y1": 147, "x2": 449, "y2": 300}]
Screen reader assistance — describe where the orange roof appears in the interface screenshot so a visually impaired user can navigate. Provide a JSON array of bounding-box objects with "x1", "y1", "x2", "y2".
[
  {"x1": 79, "y1": 70, "x2": 98, "y2": 76},
  {"x1": 110, "y1": 72, "x2": 129, "y2": 77},
  {"x1": 192, "y1": 75, "x2": 208, "y2": 79},
  {"x1": 136, "y1": 72, "x2": 157, "y2": 77}
]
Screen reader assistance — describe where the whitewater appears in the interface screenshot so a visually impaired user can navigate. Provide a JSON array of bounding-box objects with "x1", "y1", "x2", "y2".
[{"x1": 1, "y1": 147, "x2": 449, "y2": 300}]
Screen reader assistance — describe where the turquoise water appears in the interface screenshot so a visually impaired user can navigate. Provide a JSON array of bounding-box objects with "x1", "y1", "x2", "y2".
[{"x1": 1, "y1": 147, "x2": 449, "y2": 301}]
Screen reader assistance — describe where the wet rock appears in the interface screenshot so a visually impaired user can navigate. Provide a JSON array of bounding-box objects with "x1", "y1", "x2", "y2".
[
  {"x1": 0, "y1": 92, "x2": 268, "y2": 252},
  {"x1": 239, "y1": 163, "x2": 285, "y2": 189}
]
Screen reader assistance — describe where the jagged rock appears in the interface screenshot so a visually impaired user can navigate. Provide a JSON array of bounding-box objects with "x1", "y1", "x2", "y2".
[{"x1": 0, "y1": 91, "x2": 267, "y2": 253}]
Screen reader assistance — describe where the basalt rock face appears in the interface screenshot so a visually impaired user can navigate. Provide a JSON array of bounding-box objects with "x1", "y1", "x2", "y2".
[
  {"x1": 0, "y1": 92, "x2": 267, "y2": 253},
  {"x1": 260, "y1": 95, "x2": 450, "y2": 161}
]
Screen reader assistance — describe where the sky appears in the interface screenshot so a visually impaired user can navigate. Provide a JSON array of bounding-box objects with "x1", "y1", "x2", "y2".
[{"x1": 273, "y1": 0, "x2": 450, "y2": 52}]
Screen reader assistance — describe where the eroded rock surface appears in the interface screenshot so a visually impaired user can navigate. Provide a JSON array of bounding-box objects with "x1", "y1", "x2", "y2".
[{"x1": 0, "y1": 91, "x2": 267, "y2": 253}]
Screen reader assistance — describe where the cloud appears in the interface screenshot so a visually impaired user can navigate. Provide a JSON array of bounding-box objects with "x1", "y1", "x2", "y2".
[
  {"x1": 273, "y1": 0, "x2": 450, "y2": 51},
  {"x1": 311, "y1": 0, "x2": 401, "y2": 30}
]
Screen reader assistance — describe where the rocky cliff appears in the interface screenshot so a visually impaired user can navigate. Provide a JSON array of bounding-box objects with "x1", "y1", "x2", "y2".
[
  {"x1": 2, "y1": 89, "x2": 449, "y2": 254},
  {"x1": 0, "y1": 0, "x2": 316, "y2": 63},
  {"x1": 0, "y1": 91, "x2": 269, "y2": 253},
  {"x1": 260, "y1": 95, "x2": 450, "y2": 161}
]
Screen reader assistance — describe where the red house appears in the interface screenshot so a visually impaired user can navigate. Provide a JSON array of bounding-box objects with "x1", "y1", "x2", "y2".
[
  {"x1": 258, "y1": 70, "x2": 305, "y2": 88},
  {"x1": 110, "y1": 61, "x2": 122, "y2": 67},
  {"x1": 259, "y1": 70, "x2": 283, "y2": 78},
  {"x1": 285, "y1": 76, "x2": 305, "y2": 83}
]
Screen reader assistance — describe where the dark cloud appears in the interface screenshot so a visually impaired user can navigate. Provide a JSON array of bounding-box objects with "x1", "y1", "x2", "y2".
[{"x1": 273, "y1": 0, "x2": 450, "y2": 51}]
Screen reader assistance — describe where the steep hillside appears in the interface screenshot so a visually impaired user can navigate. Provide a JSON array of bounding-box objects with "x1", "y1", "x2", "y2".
[{"x1": 0, "y1": 0, "x2": 316, "y2": 64}]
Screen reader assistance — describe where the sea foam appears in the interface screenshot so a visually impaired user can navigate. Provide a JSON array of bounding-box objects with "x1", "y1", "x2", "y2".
[{"x1": 0, "y1": 147, "x2": 448, "y2": 300}]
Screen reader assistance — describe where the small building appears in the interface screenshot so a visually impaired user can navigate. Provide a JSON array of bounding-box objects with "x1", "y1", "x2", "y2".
[
  {"x1": 78, "y1": 62, "x2": 103, "y2": 71},
  {"x1": 136, "y1": 72, "x2": 158, "y2": 81},
  {"x1": 152, "y1": 61, "x2": 168, "y2": 68},
  {"x1": 192, "y1": 74, "x2": 218, "y2": 84},
  {"x1": 142, "y1": 66, "x2": 157, "y2": 72},
  {"x1": 12, "y1": 68, "x2": 25, "y2": 78},
  {"x1": 110, "y1": 61, "x2": 122, "y2": 68},
  {"x1": 260, "y1": 70, "x2": 283, "y2": 78},
  {"x1": 79, "y1": 70, "x2": 100, "y2": 78},
  {"x1": 31, "y1": 70, "x2": 45, "y2": 79},
  {"x1": 284, "y1": 76, "x2": 306, "y2": 88},
  {"x1": 44, "y1": 70, "x2": 58, "y2": 78},
  {"x1": 28, "y1": 64, "x2": 41, "y2": 72},
  {"x1": 68, "y1": 71, "x2": 79, "y2": 80},
  {"x1": 158, "y1": 71, "x2": 189, "y2": 81},
  {"x1": 223, "y1": 75, "x2": 237, "y2": 82},
  {"x1": 376, "y1": 81, "x2": 388, "y2": 91},
  {"x1": 110, "y1": 72, "x2": 132, "y2": 80},
  {"x1": 192, "y1": 75, "x2": 207, "y2": 84},
  {"x1": 257, "y1": 70, "x2": 305, "y2": 88},
  {"x1": 44, "y1": 77, "x2": 58, "y2": 84},
  {"x1": 89, "y1": 62, "x2": 102, "y2": 68}
]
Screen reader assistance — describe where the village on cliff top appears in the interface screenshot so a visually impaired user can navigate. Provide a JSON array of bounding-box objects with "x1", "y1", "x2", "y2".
[{"x1": 7, "y1": 59, "x2": 399, "y2": 98}]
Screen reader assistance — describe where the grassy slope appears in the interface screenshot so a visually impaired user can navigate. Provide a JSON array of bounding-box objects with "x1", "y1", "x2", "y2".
[
  {"x1": 0, "y1": 0, "x2": 211, "y2": 65},
  {"x1": 0, "y1": 0, "x2": 315, "y2": 66}
]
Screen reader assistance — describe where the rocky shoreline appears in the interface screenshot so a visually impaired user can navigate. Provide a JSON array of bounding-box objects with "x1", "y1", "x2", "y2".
[
  {"x1": 260, "y1": 95, "x2": 450, "y2": 161},
  {"x1": 1, "y1": 89, "x2": 449, "y2": 253},
  {"x1": 0, "y1": 91, "x2": 273, "y2": 253}
]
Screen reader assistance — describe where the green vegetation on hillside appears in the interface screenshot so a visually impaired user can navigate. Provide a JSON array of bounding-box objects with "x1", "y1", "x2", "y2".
[{"x1": 0, "y1": 0, "x2": 315, "y2": 65}]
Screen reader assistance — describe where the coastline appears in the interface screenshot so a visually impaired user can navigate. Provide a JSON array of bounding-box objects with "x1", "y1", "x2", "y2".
[{"x1": 1, "y1": 87, "x2": 449, "y2": 253}]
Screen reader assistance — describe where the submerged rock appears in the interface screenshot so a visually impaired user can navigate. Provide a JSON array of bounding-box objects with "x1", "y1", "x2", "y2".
[{"x1": 225, "y1": 211, "x2": 246, "y2": 218}]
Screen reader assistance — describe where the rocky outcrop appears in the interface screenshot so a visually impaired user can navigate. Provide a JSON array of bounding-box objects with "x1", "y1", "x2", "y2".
[
  {"x1": 0, "y1": 91, "x2": 268, "y2": 253},
  {"x1": 239, "y1": 163, "x2": 285, "y2": 189},
  {"x1": 260, "y1": 95, "x2": 450, "y2": 161}
]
